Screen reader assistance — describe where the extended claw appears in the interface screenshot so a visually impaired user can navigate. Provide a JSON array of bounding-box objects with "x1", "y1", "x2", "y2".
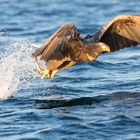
[
  {"x1": 50, "y1": 70, "x2": 58, "y2": 78},
  {"x1": 35, "y1": 60, "x2": 49, "y2": 79},
  {"x1": 35, "y1": 60, "x2": 58, "y2": 79}
]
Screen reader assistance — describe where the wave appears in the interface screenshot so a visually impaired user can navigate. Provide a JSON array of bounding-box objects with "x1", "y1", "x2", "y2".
[{"x1": 0, "y1": 39, "x2": 36, "y2": 99}]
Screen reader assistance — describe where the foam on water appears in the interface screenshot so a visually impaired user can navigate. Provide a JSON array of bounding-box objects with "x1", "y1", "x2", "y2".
[{"x1": 0, "y1": 39, "x2": 36, "y2": 99}]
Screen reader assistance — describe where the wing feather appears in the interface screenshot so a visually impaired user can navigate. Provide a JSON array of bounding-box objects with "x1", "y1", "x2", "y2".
[
  {"x1": 95, "y1": 15, "x2": 140, "y2": 52},
  {"x1": 32, "y1": 22, "x2": 80, "y2": 63}
]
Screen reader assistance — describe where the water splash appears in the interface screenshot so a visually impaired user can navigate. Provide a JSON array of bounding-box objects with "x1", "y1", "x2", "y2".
[{"x1": 0, "y1": 39, "x2": 36, "y2": 99}]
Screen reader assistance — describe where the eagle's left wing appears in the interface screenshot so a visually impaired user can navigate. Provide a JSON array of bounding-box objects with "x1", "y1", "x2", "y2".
[{"x1": 94, "y1": 15, "x2": 140, "y2": 52}]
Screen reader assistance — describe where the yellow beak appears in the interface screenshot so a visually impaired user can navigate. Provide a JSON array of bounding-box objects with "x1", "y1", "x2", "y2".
[{"x1": 101, "y1": 44, "x2": 110, "y2": 52}]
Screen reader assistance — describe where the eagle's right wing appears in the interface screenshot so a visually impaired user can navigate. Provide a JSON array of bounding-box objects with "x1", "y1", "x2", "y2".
[{"x1": 32, "y1": 22, "x2": 81, "y2": 62}]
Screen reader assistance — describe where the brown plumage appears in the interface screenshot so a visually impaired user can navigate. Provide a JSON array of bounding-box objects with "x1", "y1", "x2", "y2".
[{"x1": 32, "y1": 15, "x2": 140, "y2": 79}]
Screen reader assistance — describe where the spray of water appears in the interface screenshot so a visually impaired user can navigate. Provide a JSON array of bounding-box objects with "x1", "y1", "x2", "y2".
[{"x1": 0, "y1": 40, "x2": 36, "y2": 99}]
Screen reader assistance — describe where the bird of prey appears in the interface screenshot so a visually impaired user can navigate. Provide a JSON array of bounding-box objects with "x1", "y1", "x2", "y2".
[{"x1": 32, "y1": 15, "x2": 140, "y2": 79}]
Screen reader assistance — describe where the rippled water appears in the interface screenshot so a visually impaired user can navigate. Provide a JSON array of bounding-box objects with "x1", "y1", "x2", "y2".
[{"x1": 0, "y1": 0, "x2": 140, "y2": 139}]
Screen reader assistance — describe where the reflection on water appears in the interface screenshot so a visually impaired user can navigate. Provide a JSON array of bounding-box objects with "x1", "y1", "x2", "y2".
[{"x1": 34, "y1": 92, "x2": 140, "y2": 109}]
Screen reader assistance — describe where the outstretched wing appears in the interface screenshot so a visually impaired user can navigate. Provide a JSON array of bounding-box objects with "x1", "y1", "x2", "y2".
[
  {"x1": 32, "y1": 22, "x2": 80, "y2": 62},
  {"x1": 94, "y1": 15, "x2": 140, "y2": 52}
]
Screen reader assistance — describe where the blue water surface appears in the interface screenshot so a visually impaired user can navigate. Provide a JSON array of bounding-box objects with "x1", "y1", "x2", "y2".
[{"x1": 0, "y1": 0, "x2": 140, "y2": 140}]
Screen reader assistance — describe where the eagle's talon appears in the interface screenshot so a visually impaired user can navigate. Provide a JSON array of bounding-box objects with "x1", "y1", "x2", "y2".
[
  {"x1": 35, "y1": 60, "x2": 49, "y2": 79},
  {"x1": 50, "y1": 70, "x2": 58, "y2": 78}
]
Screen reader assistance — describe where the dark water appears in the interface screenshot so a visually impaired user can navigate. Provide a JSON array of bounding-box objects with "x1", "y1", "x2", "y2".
[{"x1": 0, "y1": 0, "x2": 140, "y2": 139}]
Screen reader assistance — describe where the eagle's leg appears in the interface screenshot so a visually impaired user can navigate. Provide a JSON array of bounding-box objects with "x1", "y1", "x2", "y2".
[
  {"x1": 49, "y1": 70, "x2": 58, "y2": 78},
  {"x1": 35, "y1": 61, "x2": 49, "y2": 79},
  {"x1": 35, "y1": 60, "x2": 58, "y2": 79}
]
